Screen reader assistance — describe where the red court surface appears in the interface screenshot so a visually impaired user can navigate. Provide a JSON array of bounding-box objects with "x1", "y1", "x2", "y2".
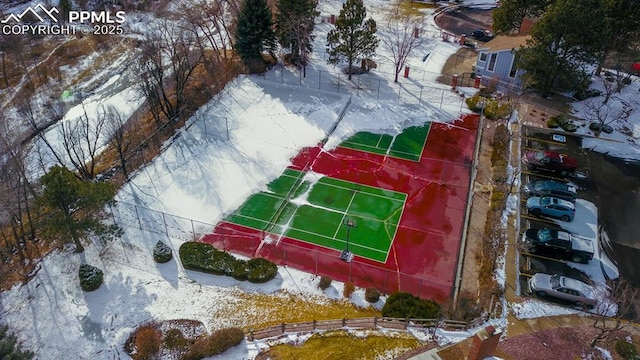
[{"x1": 201, "y1": 114, "x2": 480, "y2": 301}]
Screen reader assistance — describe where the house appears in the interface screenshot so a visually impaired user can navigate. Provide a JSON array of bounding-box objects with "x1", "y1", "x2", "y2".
[{"x1": 474, "y1": 35, "x2": 530, "y2": 94}]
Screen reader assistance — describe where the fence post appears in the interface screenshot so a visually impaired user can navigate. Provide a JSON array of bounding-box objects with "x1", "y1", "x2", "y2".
[
  {"x1": 225, "y1": 117, "x2": 229, "y2": 140},
  {"x1": 397, "y1": 85, "x2": 401, "y2": 102},
  {"x1": 318, "y1": 70, "x2": 322, "y2": 90},
  {"x1": 191, "y1": 219, "x2": 196, "y2": 241},
  {"x1": 281, "y1": 323, "x2": 286, "y2": 335},
  {"x1": 377, "y1": 79, "x2": 381, "y2": 99},
  {"x1": 440, "y1": 89, "x2": 444, "y2": 108},
  {"x1": 419, "y1": 86, "x2": 423, "y2": 105},
  {"x1": 162, "y1": 212, "x2": 168, "y2": 236}
]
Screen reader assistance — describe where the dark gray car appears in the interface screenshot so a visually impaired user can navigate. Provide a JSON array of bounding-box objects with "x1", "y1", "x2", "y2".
[{"x1": 524, "y1": 180, "x2": 577, "y2": 202}]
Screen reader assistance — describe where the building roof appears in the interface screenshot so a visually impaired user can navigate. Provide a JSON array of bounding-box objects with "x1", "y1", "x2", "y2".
[{"x1": 479, "y1": 35, "x2": 531, "y2": 52}]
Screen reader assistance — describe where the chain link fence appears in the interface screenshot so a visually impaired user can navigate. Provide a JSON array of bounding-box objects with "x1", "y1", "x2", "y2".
[{"x1": 110, "y1": 201, "x2": 455, "y2": 299}]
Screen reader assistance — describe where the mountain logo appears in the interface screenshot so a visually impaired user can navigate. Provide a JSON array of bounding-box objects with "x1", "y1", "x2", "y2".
[{"x1": 1, "y1": 3, "x2": 59, "y2": 24}]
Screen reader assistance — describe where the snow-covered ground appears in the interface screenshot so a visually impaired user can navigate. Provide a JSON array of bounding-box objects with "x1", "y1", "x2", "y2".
[{"x1": 1, "y1": 0, "x2": 640, "y2": 358}]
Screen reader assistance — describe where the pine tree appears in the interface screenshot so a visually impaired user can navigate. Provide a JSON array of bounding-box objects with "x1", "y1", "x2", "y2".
[
  {"x1": 38, "y1": 166, "x2": 119, "y2": 253},
  {"x1": 234, "y1": 0, "x2": 277, "y2": 72},
  {"x1": 276, "y1": 0, "x2": 318, "y2": 73},
  {"x1": 492, "y1": 0, "x2": 548, "y2": 34},
  {"x1": 326, "y1": 0, "x2": 378, "y2": 80},
  {"x1": 518, "y1": 0, "x2": 607, "y2": 96}
]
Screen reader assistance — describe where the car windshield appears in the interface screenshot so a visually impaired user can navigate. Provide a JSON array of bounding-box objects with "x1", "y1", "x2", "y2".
[
  {"x1": 533, "y1": 151, "x2": 546, "y2": 161},
  {"x1": 540, "y1": 197, "x2": 552, "y2": 206},
  {"x1": 550, "y1": 274, "x2": 561, "y2": 289},
  {"x1": 538, "y1": 229, "x2": 554, "y2": 242}
]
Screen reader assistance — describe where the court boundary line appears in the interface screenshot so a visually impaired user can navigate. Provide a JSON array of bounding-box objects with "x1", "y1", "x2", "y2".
[
  {"x1": 227, "y1": 172, "x2": 407, "y2": 263},
  {"x1": 337, "y1": 124, "x2": 431, "y2": 162}
]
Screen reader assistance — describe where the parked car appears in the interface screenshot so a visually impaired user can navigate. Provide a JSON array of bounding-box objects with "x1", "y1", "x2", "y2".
[
  {"x1": 528, "y1": 273, "x2": 597, "y2": 308},
  {"x1": 523, "y1": 180, "x2": 577, "y2": 202},
  {"x1": 521, "y1": 228, "x2": 594, "y2": 263},
  {"x1": 524, "y1": 150, "x2": 578, "y2": 177},
  {"x1": 471, "y1": 28, "x2": 494, "y2": 42},
  {"x1": 526, "y1": 196, "x2": 575, "y2": 221}
]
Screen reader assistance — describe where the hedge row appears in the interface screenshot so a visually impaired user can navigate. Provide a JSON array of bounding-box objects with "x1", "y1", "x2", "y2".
[
  {"x1": 179, "y1": 242, "x2": 277, "y2": 283},
  {"x1": 381, "y1": 292, "x2": 441, "y2": 319}
]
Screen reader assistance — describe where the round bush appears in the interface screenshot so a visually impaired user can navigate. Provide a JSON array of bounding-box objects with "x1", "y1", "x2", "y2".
[
  {"x1": 365, "y1": 288, "x2": 381, "y2": 303},
  {"x1": 382, "y1": 292, "x2": 442, "y2": 319},
  {"x1": 614, "y1": 340, "x2": 637, "y2": 360},
  {"x1": 230, "y1": 259, "x2": 248, "y2": 281},
  {"x1": 245, "y1": 258, "x2": 278, "y2": 283},
  {"x1": 318, "y1": 276, "x2": 332, "y2": 290},
  {"x1": 164, "y1": 328, "x2": 189, "y2": 351},
  {"x1": 546, "y1": 118, "x2": 560, "y2": 128},
  {"x1": 79, "y1": 264, "x2": 103, "y2": 291},
  {"x1": 179, "y1": 242, "x2": 218, "y2": 273},
  {"x1": 589, "y1": 122, "x2": 602, "y2": 131},
  {"x1": 153, "y1": 240, "x2": 173, "y2": 263},
  {"x1": 561, "y1": 121, "x2": 577, "y2": 132}
]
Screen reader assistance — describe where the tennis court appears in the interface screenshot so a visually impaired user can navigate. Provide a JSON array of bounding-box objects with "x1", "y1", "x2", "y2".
[
  {"x1": 339, "y1": 123, "x2": 430, "y2": 161},
  {"x1": 224, "y1": 168, "x2": 406, "y2": 262}
]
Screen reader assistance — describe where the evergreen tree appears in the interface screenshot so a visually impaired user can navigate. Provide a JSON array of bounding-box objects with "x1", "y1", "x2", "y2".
[
  {"x1": 492, "y1": 0, "x2": 548, "y2": 34},
  {"x1": 59, "y1": 0, "x2": 72, "y2": 22},
  {"x1": 518, "y1": 0, "x2": 607, "y2": 96},
  {"x1": 38, "y1": 166, "x2": 119, "y2": 253},
  {"x1": 276, "y1": 0, "x2": 318, "y2": 73},
  {"x1": 0, "y1": 325, "x2": 34, "y2": 360},
  {"x1": 234, "y1": 0, "x2": 277, "y2": 72},
  {"x1": 326, "y1": 0, "x2": 378, "y2": 80},
  {"x1": 598, "y1": 0, "x2": 640, "y2": 72}
]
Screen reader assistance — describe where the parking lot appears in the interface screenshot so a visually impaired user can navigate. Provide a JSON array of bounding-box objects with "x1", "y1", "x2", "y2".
[{"x1": 517, "y1": 125, "x2": 617, "y2": 309}]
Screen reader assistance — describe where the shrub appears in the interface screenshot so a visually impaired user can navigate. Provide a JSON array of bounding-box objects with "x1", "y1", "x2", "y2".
[
  {"x1": 364, "y1": 288, "x2": 381, "y2": 303},
  {"x1": 319, "y1": 276, "x2": 332, "y2": 290},
  {"x1": 164, "y1": 328, "x2": 190, "y2": 351},
  {"x1": 614, "y1": 340, "x2": 637, "y2": 360},
  {"x1": 465, "y1": 94, "x2": 483, "y2": 113},
  {"x1": 343, "y1": 281, "x2": 355, "y2": 298},
  {"x1": 79, "y1": 264, "x2": 103, "y2": 291},
  {"x1": 381, "y1": 292, "x2": 441, "y2": 319},
  {"x1": 546, "y1": 118, "x2": 560, "y2": 128},
  {"x1": 153, "y1": 240, "x2": 173, "y2": 263},
  {"x1": 589, "y1": 122, "x2": 602, "y2": 131},
  {"x1": 179, "y1": 242, "x2": 218, "y2": 273},
  {"x1": 230, "y1": 259, "x2": 248, "y2": 281},
  {"x1": 465, "y1": 94, "x2": 511, "y2": 120},
  {"x1": 179, "y1": 242, "x2": 277, "y2": 283},
  {"x1": 0, "y1": 325, "x2": 34, "y2": 360},
  {"x1": 245, "y1": 257, "x2": 277, "y2": 283},
  {"x1": 133, "y1": 324, "x2": 162, "y2": 360},
  {"x1": 181, "y1": 327, "x2": 245, "y2": 360}
]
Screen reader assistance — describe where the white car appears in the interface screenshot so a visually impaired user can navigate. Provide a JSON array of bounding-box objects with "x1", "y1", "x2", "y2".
[{"x1": 528, "y1": 273, "x2": 597, "y2": 308}]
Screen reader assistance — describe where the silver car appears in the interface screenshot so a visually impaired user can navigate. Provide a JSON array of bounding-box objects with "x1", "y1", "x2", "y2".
[{"x1": 528, "y1": 273, "x2": 597, "y2": 308}]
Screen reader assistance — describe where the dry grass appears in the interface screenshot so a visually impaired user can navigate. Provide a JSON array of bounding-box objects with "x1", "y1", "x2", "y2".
[
  {"x1": 256, "y1": 329, "x2": 424, "y2": 360},
  {"x1": 211, "y1": 289, "x2": 381, "y2": 331}
]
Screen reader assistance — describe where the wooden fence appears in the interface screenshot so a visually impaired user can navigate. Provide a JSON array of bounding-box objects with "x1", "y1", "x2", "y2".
[{"x1": 246, "y1": 315, "x2": 487, "y2": 341}]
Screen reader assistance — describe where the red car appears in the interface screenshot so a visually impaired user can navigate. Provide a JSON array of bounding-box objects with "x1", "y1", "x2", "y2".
[{"x1": 524, "y1": 150, "x2": 578, "y2": 176}]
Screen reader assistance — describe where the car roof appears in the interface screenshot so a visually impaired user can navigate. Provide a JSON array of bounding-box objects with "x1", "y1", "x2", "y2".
[
  {"x1": 560, "y1": 276, "x2": 594, "y2": 297},
  {"x1": 535, "y1": 180, "x2": 577, "y2": 193},
  {"x1": 541, "y1": 196, "x2": 575, "y2": 209},
  {"x1": 542, "y1": 150, "x2": 578, "y2": 167}
]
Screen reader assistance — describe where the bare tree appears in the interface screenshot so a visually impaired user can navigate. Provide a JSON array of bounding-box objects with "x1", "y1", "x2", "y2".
[
  {"x1": 179, "y1": 0, "x2": 235, "y2": 64},
  {"x1": 134, "y1": 20, "x2": 204, "y2": 128},
  {"x1": 17, "y1": 96, "x2": 66, "y2": 168},
  {"x1": 591, "y1": 278, "x2": 640, "y2": 348},
  {"x1": 584, "y1": 95, "x2": 635, "y2": 135},
  {"x1": 104, "y1": 105, "x2": 134, "y2": 180},
  {"x1": 380, "y1": 13, "x2": 426, "y2": 82},
  {"x1": 58, "y1": 103, "x2": 107, "y2": 180}
]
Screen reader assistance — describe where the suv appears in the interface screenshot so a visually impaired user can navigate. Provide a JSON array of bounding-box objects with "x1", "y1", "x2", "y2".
[
  {"x1": 521, "y1": 228, "x2": 594, "y2": 263},
  {"x1": 524, "y1": 180, "x2": 577, "y2": 202},
  {"x1": 526, "y1": 196, "x2": 575, "y2": 221},
  {"x1": 524, "y1": 150, "x2": 578, "y2": 177},
  {"x1": 528, "y1": 273, "x2": 597, "y2": 308}
]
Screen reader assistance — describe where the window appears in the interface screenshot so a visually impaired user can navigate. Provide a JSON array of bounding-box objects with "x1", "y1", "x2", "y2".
[
  {"x1": 509, "y1": 53, "x2": 520, "y2": 78},
  {"x1": 479, "y1": 53, "x2": 487, "y2": 62},
  {"x1": 487, "y1": 53, "x2": 497, "y2": 72}
]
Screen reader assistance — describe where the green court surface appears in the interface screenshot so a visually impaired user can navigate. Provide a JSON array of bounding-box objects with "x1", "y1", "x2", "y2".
[
  {"x1": 339, "y1": 123, "x2": 431, "y2": 161},
  {"x1": 224, "y1": 169, "x2": 406, "y2": 262}
]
